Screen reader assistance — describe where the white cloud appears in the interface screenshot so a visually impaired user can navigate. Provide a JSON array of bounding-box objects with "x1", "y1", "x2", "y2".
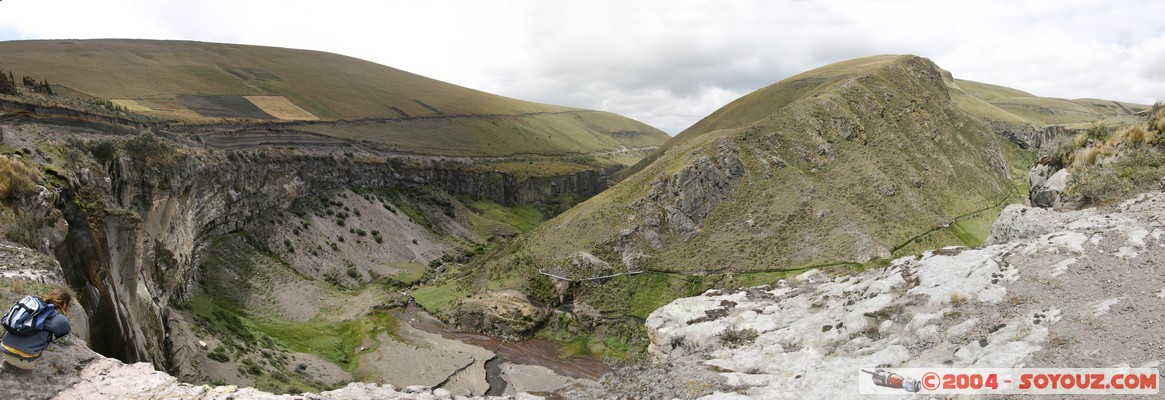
[{"x1": 1, "y1": 0, "x2": 1162, "y2": 134}]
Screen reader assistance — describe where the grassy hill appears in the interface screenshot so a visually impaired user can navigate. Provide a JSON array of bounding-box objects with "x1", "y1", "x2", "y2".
[
  {"x1": 462, "y1": 55, "x2": 1036, "y2": 323},
  {"x1": 0, "y1": 39, "x2": 668, "y2": 158},
  {"x1": 948, "y1": 78, "x2": 1149, "y2": 125}
]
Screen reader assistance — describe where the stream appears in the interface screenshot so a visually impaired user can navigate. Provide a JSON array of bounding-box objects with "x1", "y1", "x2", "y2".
[{"x1": 396, "y1": 303, "x2": 609, "y2": 391}]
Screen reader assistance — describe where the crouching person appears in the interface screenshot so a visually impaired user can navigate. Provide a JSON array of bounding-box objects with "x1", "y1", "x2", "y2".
[{"x1": 1, "y1": 288, "x2": 73, "y2": 370}]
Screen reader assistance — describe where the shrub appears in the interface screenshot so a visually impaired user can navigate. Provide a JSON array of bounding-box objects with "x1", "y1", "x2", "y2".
[
  {"x1": 208, "y1": 347, "x2": 230, "y2": 363},
  {"x1": 1087, "y1": 123, "x2": 1110, "y2": 141},
  {"x1": 1070, "y1": 167, "x2": 1131, "y2": 206},
  {"x1": 88, "y1": 139, "x2": 119, "y2": 162},
  {"x1": 718, "y1": 327, "x2": 759, "y2": 348},
  {"x1": 122, "y1": 132, "x2": 180, "y2": 166}
]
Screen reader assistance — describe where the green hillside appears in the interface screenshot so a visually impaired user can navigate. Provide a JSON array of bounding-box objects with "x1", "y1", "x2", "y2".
[
  {"x1": 949, "y1": 78, "x2": 1148, "y2": 125},
  {"x1": 0, "y1": 39, "x2": 669, "y2": 158},
  {"x1": 464, "y1": 55, "x2": 1034, "y2": 322}
]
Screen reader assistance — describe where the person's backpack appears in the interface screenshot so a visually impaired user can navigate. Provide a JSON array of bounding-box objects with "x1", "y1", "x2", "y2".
[{"x1": 1, "y1": 295, "x2": 55, "y2": 336}]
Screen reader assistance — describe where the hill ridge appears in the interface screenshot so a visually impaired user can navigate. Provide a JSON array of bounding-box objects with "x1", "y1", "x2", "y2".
[
  {"x1": 0, "y1": 39, "x2": 670, "y2": 160},
  {"x1": 464, "y1": 54, "x2": 1034, "y2": 329}
]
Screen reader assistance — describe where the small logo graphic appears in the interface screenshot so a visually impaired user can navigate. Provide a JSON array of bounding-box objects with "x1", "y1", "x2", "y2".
[
  {"x1": 858, "y1": 367, "x2": 1159, "y2": 395},
  {"x1": 862, "y1": 368, "x2": 920, "y2": 393}
]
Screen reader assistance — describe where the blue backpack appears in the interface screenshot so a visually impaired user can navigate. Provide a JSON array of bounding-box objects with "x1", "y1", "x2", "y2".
[{"x1": 1, "y1": 296, "x2": 54, "y2": 336}]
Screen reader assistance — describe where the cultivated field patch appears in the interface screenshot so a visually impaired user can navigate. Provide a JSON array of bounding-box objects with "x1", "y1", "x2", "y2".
[
  {"x1": 177, "y1": 94, "x2": 275, "y2": 119},
  {"x1": 245, "y1": 96, "x2": 319, "y2": 120}
]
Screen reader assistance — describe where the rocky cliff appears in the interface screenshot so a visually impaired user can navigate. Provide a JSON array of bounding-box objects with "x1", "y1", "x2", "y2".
[
  {"x1": 637, "y1": 191, "x2": 1165, "y2": 399},
  {"x1": 0, "y1": 235, "x2": 566, "y2": 399},
  {"x1": 0, "y1": 103, "x2": 628, "y2": 391},
  {"x1": 42, "y1": 130, "x2": 606, "y2": 364}
]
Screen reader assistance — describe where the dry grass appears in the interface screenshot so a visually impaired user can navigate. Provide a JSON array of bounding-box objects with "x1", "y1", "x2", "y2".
[
  {"x1": 1074, "y1": 133, "x2": 1088, "y2": 148},
  {"x1": 1071, "y1": 147, "x2": 1101, "y2": 169},
  {"x1": 949, "y1": 292, "x2": 968, "y2": 305},
  {"x1": 0, "y1": 156, "x2": 37, "y2": 202}
]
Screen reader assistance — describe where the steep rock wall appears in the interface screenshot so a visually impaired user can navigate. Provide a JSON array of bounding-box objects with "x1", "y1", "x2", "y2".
[{"x1": 43, "y1": 136, "x2": 607, "y2": 367}]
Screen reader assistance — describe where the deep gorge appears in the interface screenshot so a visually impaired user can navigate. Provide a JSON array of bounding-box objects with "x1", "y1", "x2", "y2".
[{"x1": 29, "y1": 125, "x2": 611, "y2": 373}]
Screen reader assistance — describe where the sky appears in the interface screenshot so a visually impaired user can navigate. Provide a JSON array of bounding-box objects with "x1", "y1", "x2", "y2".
[{"x1": 1, "y1": 1, "x2": 1163, "y2": 134}]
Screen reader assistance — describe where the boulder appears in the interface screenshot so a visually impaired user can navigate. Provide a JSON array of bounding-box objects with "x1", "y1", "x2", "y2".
[
  {"x1": 500, "y1": 363, "x2": 577, "y2": 395},
  {"x1": 1028, "y1": 163, "x2": 1053, "y2": 190},
  {"x1": 1030, "y1": 168, "x2": 1070, "y2": 208},
  {"x1": 452, "y1": 290, "x2": 549, "y2": 340}
]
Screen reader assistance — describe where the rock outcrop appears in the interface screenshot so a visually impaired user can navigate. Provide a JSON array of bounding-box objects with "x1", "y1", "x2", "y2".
[
  {"x1": 987, "y1": 120, "x2": 1074, "y2": 152},
  {"x1": 642, "y1": 191, "x2": 1165, "y2": 399},
  {"x1": 1030, "y1": 168, "x2": 1070, "y2": 208},
  {"x1": 0, "y1": 337, "x2": 542, "y2": 400}
]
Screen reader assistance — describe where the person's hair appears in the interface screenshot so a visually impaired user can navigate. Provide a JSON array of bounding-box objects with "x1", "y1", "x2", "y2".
[{"x1": 41, "y1": 288, "x2": 72, "y2": 312}]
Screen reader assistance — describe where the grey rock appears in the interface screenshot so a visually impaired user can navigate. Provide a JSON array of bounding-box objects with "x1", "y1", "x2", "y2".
[
  {"x1": 499, "y1": 363, "x2": 577, "y2": 395},
  {"x1": 986, "y1": 204, "x2": 1057, "y2": 244},
  {"x1": 639, "y1": 189, "x2": 1165, "y2": 399},
  {"x1": 1030, "y1": 168, "x2": 1070, "y2": 208},
  {"x1": 1028, "y1": 163, "x2": 1053, "y2": 190},
  {"x1": 657, "y1": 137, "x2": 745, "y2": 234}
]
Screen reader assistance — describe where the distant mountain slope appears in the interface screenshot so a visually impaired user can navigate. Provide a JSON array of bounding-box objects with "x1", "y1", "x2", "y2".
[
  {"x1": 0, "y1": 39, "x2": 560, "y2": 119},
  {"x1": 949, "y1": 78, "x2": 1148, "y2": 125},
  {"x1": 0, "y1": 39, "x2": 669, "y2": 158}
]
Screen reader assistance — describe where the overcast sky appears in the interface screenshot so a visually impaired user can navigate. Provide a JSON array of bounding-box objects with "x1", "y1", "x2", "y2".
[{"x1": 1, "y1": 1, "x2": 1163, "y2": 134}]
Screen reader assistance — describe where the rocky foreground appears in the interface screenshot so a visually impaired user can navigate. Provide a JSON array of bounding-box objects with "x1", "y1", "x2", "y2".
[
  {"x1": 636, "y1": 192, "x2": 1165, "y2": 399},
  {"x1": 0, "y1": 336, "x2": 547, "y2": 400},
  {"x1": 8, "y1": 190, "x2": 1165, "y2": 399}
]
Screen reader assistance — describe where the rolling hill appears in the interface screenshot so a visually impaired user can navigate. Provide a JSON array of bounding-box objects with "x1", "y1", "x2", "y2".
[
  {"x1": 471, "y1": 55, "x2": 1044, "y2": 322},
  {"x1": 948, "y1": 77, "x2": 1148, "y2": 125},
  {"x1": 0, "y1": 39, "x2": 669, "y2": 158}
]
